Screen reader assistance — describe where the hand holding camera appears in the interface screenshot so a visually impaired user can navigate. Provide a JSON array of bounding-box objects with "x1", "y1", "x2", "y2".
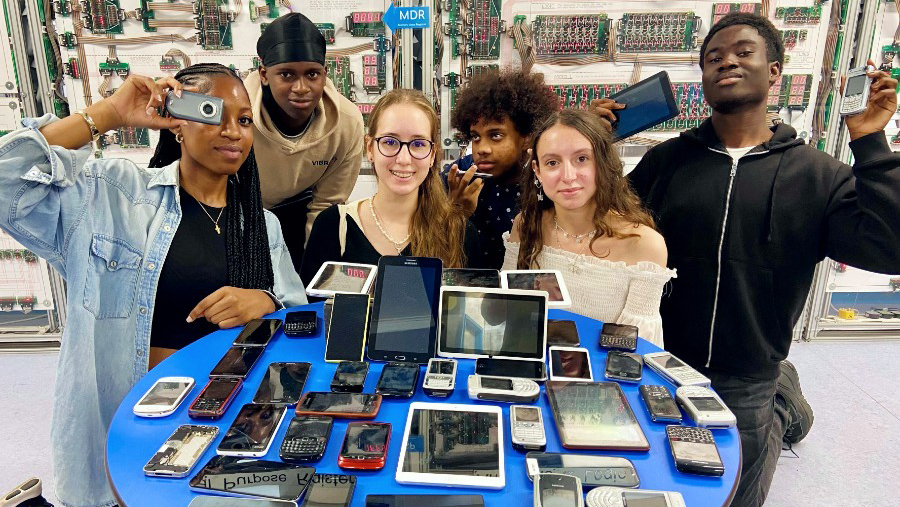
[{"x1": 90, "y1": 75, "x2": 193, "y2": 134}]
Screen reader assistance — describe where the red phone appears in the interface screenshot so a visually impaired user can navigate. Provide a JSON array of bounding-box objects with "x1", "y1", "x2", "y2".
[
  {"x1": 188, "y1": 378, "x2": 242, "y2": 419},
  {"x1": 337, "y1": 422, "x2": 391, "y2": 470}
]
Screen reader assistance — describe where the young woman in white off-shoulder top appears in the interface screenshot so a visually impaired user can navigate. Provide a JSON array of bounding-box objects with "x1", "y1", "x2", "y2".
[{"x1": 503, "y1": 109, "x2": 675, "y2": 347}]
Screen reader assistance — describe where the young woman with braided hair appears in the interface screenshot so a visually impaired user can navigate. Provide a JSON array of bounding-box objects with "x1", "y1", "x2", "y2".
[{"x1": 0, "y1": 63, "x2": 305, "y2": 507}]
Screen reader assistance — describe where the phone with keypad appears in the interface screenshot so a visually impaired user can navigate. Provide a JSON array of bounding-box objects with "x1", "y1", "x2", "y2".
[
  {"x1": 279, "y1": 415, "x2": 333, "y2": 463},
  {"x1": 599, "y1": 323, "x2": 638, "y2": 352},
  {"x1": 510, "y1": 405, "x2": 546, "y2": 452},
  {"x1": 639, "y1": 385, "x2": 682, "y2": 423},
  {"x1": 665, "y1": 425, "x2": 724, "y2": 476},
  {"x1": 285, "y1": 311, "x2": 318, "y2": 337},
  {"x1": 643, "y1": 352, "x2": 711, "y2": 387}
]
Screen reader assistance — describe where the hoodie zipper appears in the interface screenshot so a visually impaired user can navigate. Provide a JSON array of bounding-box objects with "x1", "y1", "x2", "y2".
[{"x1": 705, "y1": 147, "x2": 769, "y2": 368}]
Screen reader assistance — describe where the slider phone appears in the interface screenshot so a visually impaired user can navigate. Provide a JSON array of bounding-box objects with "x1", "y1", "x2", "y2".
[
  {"x1": 608, "y1": 71, "x2": 679, "y2": 141},
  {"x1": 586, "y1": 487, "x2": 685, "y2": 507},
  {"x1": 422, "y1": 358, "x2": 457, "y2": 397},
  {"x1": 467, "y1": 375, "x2": 540, "y2": 403},
  {"x1": 525, "y1": 453, "x2": 639, "y2": 488},
  {"x1": 133, "y1": 376, "x2": 194, "y2": 417},
  {"x1": 189, "y1": 378, "x2": 242, "y2": 419}
]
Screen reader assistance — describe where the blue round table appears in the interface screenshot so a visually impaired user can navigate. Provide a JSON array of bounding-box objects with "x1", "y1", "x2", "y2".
[{"x1": 107, "y1": 302, "x2": 740, "y2": 506}]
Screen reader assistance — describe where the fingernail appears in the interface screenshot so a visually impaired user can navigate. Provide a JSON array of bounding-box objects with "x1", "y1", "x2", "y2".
[
  {"x1": 186, "y1": 316, "x2": 193, "y2": 323},
  {"x1": 157, "y1": 94, "x2": 163, "y2": 101},
  {"x1": 146, "y1": 107, "x2": 153, "y2": 116},
  {"x1": 175, "y1": 89, "x2": 182, "y2": 98}
]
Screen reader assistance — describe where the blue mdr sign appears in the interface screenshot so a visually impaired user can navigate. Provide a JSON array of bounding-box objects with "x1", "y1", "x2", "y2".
[{"x1": 383, "y1": 4, "x2": 431, "y2": 30}]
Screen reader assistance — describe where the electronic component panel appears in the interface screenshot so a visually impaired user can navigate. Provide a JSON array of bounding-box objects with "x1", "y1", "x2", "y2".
[
  {"x1": 466, "y1": 63, "x2": 498, "y2": 78},
  {"x1": 617, "y1": 12, "x2": 700, "y2": 53},
  {"x1": 346, "y1": 11, "x2": 384, "y2": 37},
  {"x1": 549, "y1": 83, "x2": 626, "y2": 111},
  {"x1": 780, "y1": 29, "x2": 808, "y2": 50},
  {"x1": 113, "y1": 127, "x2": 151, "y2": 148},
  {"x1": 775, "y1": 6, "x2": 823, "y2": 24},
  {"x1": 533, "y1": 14, "x2": 610, "y2": 57},
  {"x1": 82, "y1": 0, "x2": 126, "y2": 34},
  {"x1": 326, "y1": 56, "x2": 353, "y2": 100},
  {"x1": 649, "y1": 82, "x2": 710, "y2": 131},
  {"x1": 195, "y1": 0, "x2": 234, "y2": 50},
  {"x1": 469, "y1": 0, "x2": 502, "y2": 59},
  {"x1": 316, "y1": 23, "x2": 336, "y2": 44},
  {"x1": 711, "y1": 3, "x2": 762, "y2": 25},
  {"x1": 767, "y1": 74, "x2": 813, "y2": 111},
  {"x1": 357, "y1": 103, "x2": 375, "y2": 127}
]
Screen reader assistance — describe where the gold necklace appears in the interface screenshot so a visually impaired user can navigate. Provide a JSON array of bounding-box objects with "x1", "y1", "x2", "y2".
[
  {"x1": 190, "y1": 192, "x2": 225, "y2": 235},
  {"x1": 368, "y1": 196, "x2": 410, "y2": 254}
]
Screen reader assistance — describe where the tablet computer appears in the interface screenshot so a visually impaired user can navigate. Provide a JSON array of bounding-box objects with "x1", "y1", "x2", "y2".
[
  {"x1": 442, "y1": 268, "x2": 501, "y2": 288},
  {"x1": 306, "y1": 261, "x2": 377, "y2": 298},
  {"x1": 395, "y1": 402, "x2": 505, "y2": 489},
  {"x1": 437, "y1": 287, "x2": 547, "y2": 361},
  {"x1": 608, "y1": 71, "x2": 679, "y2": 142},
  {"x1": 367, "y1": 256, "x2": 442, "y2": 364},
  {"x1": 545, "y1": 381, "x2": 649, "y2": 451},
  {"x1": 500, "y1": 269, "x2": 571, "y2": 308}
]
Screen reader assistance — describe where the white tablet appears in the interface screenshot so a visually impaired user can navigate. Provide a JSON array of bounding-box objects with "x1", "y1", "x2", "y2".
[
  {"x1": 500, "y1": 269, "x2": 571, "y2": 308},
  {"x1": 395, "y1": 402, "x2": 505, "y2": 489},
  {"x1": 437, "y1": 287, "x2": 547, "y2": 361},
  {"x1": 306, "y1": 261, "x2": 377, "y2": 298}
]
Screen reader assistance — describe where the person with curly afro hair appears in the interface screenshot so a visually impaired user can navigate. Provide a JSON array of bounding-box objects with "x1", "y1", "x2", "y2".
[{"x1": 445, "y1": 69, "x2": 558, "y2": 269}]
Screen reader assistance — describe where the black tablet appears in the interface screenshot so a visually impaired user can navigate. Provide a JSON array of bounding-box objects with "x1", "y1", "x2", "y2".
[
  {"x1": 608, "y1": 71, "x2": 679, "y2": 141},
  {"x1": 367, "y1": 256, "x2": 443, "y2": 364}
]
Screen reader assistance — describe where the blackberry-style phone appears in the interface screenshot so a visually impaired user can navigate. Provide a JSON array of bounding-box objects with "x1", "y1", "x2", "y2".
[
  {"x1": 285, "y1": 311, "x2": 318, "y2": 337},
  {"x1": 638, "y1": 385, "x2": 682, "y2": 423},
  {"x1": 189, "y1": 378, "x2": 242, "y2": 419},
  {"x1": 279, "y1": 415, "x2": 333, "y2": 463},
  {"x1": 665, "y1": 425, "x2": 724, "y2": 476}
]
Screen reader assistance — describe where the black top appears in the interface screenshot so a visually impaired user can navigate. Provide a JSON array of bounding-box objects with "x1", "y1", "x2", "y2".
[
  {"x1": 150, "y1": 187, "x2": 229, "y2": 350},
  {"x1": 300, "y1": 203, "x2": 482, "y2": 286},
  {"x1": 444, "y1": 155, "x2": 521, "y2": 270},
  {"x1": 629, "y1": 119, "x2": 900, "y2": 380}
]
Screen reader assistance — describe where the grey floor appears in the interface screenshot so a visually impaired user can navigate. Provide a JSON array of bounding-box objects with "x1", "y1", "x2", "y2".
[{"x1": 0, "y1": 341, "x2": 898, "y2": 507}]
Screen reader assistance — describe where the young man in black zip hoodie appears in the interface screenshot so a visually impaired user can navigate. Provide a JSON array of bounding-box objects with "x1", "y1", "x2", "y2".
[{"x1": 594, "y1": 13, "x2": 900, "y2": 507}]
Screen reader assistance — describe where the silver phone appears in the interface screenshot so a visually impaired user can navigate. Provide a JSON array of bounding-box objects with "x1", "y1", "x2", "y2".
[
  {"x1": 165, "y1": 90, "x2": 224, "y2": 125},
  {"x1": 586, "y1": 487, "x2": 685, "y2": 507},
  {"x1": 423, "y1": 357, "x2": 457, "y2": 397},
  {"x1": 839, "y1": 66, "x2": 873, "y2": 116},
  {"x1": 143, "y1": 424, "x2": 218, "y2": 477},
  {"x1": 511, "y1": 405, "x2": 546, "y2": 452},
  {"x1": 643, "y1": 352, "x2": 710, "y2": 387},
  {"x1": 534, "y1": 473, "x2": 584, "y2": 507},
  {"x1": 675, "y1": 385, "x2": 736, "y2": 428}
]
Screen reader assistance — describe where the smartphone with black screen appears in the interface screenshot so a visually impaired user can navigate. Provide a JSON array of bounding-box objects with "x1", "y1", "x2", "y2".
[
  {"x1": 252, "y1": 362, "x2": 311, "y2": 405},
  {"x1": 338, "y1": 422, "x2": 391, "y2": 470},
  {"x1": 217, "y1": 403, "x2": 287, "y2": 457},
  {"x1": 209, "y1": 346, "x2": 264, "y2": 379},
  {"x1": 375, "y1": 362, "x2": 420, "y2": 398},
  {"x1": 547, "y1": 319, "x2": 580, "y2": 346},
  {"x1": 331, "y1": 361, "x2": 369, "y2": 393},
  {"x1": 475, "y1": 357, "x2": 547, "y2": 381},
  {"x1": 232, "y1": 318, "x2": 282, "y2": 347},
  {"x1": 325, "y1": 294, "x2": 370, "y2": 362}
]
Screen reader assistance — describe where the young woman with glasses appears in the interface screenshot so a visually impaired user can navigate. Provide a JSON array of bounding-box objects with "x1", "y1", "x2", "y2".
[{"x1": 300, "y1": 89, "x2": 479, "y2": 284}]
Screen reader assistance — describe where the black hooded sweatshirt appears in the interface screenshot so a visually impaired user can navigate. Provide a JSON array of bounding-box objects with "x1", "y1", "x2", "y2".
[{"x1": 629, "y1": 119, "x2": 900, "y2": 380}]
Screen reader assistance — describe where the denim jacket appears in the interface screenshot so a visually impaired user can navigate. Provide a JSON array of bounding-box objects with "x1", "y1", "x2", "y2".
[{"x1": 0, "y1": 115, "x2": 307, "y2": 507}]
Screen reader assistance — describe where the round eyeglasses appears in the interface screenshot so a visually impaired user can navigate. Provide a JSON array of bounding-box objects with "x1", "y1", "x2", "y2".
[{"x1": 374, "y1": 136, "x2": 435, "y2": 160}]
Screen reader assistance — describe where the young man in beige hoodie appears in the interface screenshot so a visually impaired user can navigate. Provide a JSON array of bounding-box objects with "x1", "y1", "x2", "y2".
[{"x1": 247, "y1": 13, "x2": 365, "y2": 268}]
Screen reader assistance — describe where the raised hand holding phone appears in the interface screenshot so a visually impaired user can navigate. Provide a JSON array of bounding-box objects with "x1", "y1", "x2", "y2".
[
  {"x1": 447, "y1": 163, "x2": 485, "y2": 217},
  {"x1": 843, "y1": 59, "x2": 899, "y2": 140}
]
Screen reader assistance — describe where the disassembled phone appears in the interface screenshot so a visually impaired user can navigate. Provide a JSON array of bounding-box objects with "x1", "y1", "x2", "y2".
[
  {"x1": 586, "y1": 487, "x2": 686, "y2": 507},
  {"x1": 422, "y1": 357, "x2": 457, "y2": 397},
  {"x1": 295, "y1": 392, "x2": 382, "y2": 419},
  {"x1": 467, "y1": 375, "x2": 541, "y2": 403},
  {"x1": 189, "y1": 378, "x2": 242, "y2": 419},
  {"x1": 665, "y1": 425, "x2": 725, "y2": 476},
  {"x1": 331, "y1": 361, "x2": 369, "y2": 393},
  {"x1": 217, "y1": 403, "x2": 287, "y2": 457},
  {"x1": 143, "y1": 424, "x2": 218, "y2": 477},
  {"x1": 510, "y1": 405, "x2": 547, "y2": 452},
  {"x1": 675, "y1": 385, "x2": 737, "y2": 428},
  {"x1": 375, "y1": 362, "x2": 420, "y2": 398},
  {"x1": 598, "y1": 323, "x2": 638, "y2": 352},
  {"x1": 252, "y1": 362, "x2": 311, "y2": 405},
  {"x1": 133, "y1": 376, "x2": 194, "y2": 418},
  {"x1": 232, "y1": 318, "x2": 282, "y2": 347},
  {"x1": 338, "y1": 422, "x2": 391, "y2": 470},
  {"x1": 533, "y1": 473, "x2": 583, "y2": 507},
  {"x1": 604, "y1": 351, "x2": 643, "y2": 383},
  {"x1": 165, "y1": 90, "x2": 223, "y2": 125},
  {"x1": 548, "y1": 346, "x2": 593, "y2": 381},
  {"x1": 638, "y1": 385, "x2": 682, "y2": 423},
  {"x1": 280, "y1": 415, "x2": 334, "y2": 463},
  {"x1": 525, "y1": 453, "x2": 639, "y2": 489},
  {"x1": 839, "y1": 65, "x2": 874, "y2": 116},
  {"x1": 643, "y1": 351, "x2": 710, "y2": 387}
]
